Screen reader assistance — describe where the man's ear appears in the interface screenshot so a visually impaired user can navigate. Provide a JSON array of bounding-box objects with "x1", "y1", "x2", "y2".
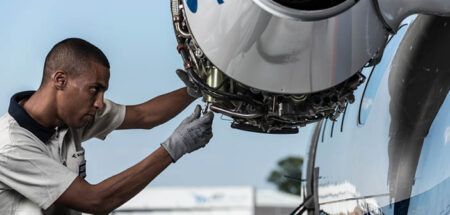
[{"x1": 52, "y1": 70, "x2": 67, "y2": 90}]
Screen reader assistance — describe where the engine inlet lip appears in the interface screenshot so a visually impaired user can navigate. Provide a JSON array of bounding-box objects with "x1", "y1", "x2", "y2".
[
  {"x1": 253, "y1": 0, "x2": 358, "y2": 21},
  {"x1": 273, "y1": 0, "x2": 346, "y2": 11}
]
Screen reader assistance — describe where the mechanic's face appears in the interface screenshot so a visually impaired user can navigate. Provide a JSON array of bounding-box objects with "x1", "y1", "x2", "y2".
[{"x1": 56, "y1": 62, "x2": 110, "y2": 128}]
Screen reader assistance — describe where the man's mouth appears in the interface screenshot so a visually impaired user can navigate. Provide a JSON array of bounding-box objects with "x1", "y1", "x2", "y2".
[{"x1": 86, "y1": 113, "x2": 95, "y2": 120}]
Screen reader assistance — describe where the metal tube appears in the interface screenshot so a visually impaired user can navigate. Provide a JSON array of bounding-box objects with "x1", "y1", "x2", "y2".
[
  {"x1": 175, "y1": 22, "x2": 190, "y2": 38},
  {"x1": 210, "y1": 105, "x2": 263, "y2": 119},
  {"x1": 205, "y1": 67, "x2": 224, "y2": 102},
  {"x1": 171, "y1": 0, "x2": 190, "y2": 38}
]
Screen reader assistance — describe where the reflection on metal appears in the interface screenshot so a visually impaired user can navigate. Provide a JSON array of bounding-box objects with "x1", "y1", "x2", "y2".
[
  {"x1": 358, "y1": 66, "x2": 377, "y2": 125},
  {"x1": 321, "y1": 119, "x2": 328, "y2": 143},
  {"x1": 339, "y1": 103, "x2": 348, "y2": 132},
  {"x1": 321, "y1": 193, "x2": 389, "y2": 206},
  {"x1": 386, "y1": 15, "x2": 450, "y2": 211},
  {"x1": 318, "y1": 181, "x2": 385, "y2": 214},
  {"x1": 358, "y1": 24, "x2": 408, "y2": 125},
  {"x1": 307, "y1": 15, "x2": 450, "y2": 214},
  {"x1": 287, "y1": 122, "x2": 321, "y2": 214},
  {"x1": 330, "y1": 120, "x2": 335, "y2": 138}
]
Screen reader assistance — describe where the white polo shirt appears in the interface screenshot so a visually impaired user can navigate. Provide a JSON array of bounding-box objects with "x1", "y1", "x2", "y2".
[{"x1": 0, "y1": 91, "x2": 126, "y2": 215}]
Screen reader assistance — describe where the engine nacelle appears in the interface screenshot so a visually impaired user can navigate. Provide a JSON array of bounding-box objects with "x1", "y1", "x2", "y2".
[{"x1": 170, "y1": 0, "x2": 450, "y2": 133}]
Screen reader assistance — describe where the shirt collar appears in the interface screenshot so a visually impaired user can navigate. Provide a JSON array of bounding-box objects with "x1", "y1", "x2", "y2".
[{"x1": 8, "y1": 91, "x2": 55, "y2": 143}]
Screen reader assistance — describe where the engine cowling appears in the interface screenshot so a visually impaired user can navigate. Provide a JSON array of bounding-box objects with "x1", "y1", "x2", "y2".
[{"x1": 170, "y1": 0, "x2": 387, "y2": 133}]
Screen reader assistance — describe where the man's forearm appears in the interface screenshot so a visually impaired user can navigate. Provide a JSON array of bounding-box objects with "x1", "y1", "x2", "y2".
[
  {"x1": 93, "y1": 146, "x2": 172, "y2": 212},
  {"x1": 58, "y1": 147, "x2": 172, "y2": 214},
  {"x1": 119, "y1": 87, "x2": 196, "y2": 129},
  {"x1": 147, "y1": 87, "x2": 196, "y2": 126}
]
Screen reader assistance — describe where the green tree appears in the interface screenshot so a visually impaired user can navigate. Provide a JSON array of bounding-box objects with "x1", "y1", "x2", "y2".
[{"x1": 267, "y1": 156, "x2": 303, "y2": 196}]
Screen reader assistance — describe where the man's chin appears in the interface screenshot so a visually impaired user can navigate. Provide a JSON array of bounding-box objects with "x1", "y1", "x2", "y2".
[
  {"x1": 84, "y1": 117, "x2": 95, "y2": 128},
  {"x1": 69, "y1": 118, "x2": 94, "y2": 129},
  {"x1": 68, "y1": 123, "x2": 86, "y2": 129}
]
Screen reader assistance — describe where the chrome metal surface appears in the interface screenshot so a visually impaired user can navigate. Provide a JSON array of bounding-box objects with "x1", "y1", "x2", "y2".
[{"x1": 183, "y1": 0, "x2": 388, "y2": 94}]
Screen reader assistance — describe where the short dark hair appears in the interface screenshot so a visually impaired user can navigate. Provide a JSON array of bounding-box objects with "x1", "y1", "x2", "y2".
[{"x1": 41, "y1": 38, "x2": 110, "y2": 86}]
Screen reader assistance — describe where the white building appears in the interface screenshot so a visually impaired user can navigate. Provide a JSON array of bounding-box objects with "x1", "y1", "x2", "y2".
[{"x1": 110, "y1": 186, "x2": 300, "y2": 215}]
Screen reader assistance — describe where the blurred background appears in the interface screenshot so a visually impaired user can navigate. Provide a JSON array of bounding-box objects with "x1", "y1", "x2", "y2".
[{"x1": 0, "y1": 1, "x2": 314, "y2": 214}]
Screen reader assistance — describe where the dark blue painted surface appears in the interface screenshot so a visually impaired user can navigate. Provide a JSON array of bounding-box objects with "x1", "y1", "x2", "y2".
[{"x1": 186, "y1": 0, "x2": 225, "y2": 13}]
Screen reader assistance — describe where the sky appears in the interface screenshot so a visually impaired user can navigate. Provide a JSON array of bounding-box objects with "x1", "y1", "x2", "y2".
[{"x1": 0, "y1": 0, "x2": 313, "y2": 190}]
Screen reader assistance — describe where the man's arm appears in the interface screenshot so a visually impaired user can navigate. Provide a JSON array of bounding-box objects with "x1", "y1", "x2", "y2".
[
  {"x1": 56, "y1": 106, "x2": 214, "y2": 214},
  {"x1": 56, "y1": 147, "x2": 172, "y2": 214},
  {"x1": 118, "y1": 87, "x2": 196, "y2": 130}
]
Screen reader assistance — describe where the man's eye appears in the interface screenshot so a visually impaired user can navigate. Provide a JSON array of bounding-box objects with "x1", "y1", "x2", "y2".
[{"x1": 90, "y1": 87, "x2": 99, "y2": 94}]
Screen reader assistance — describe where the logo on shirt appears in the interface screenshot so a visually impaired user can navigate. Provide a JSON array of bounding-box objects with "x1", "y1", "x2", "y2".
[
  {"x1": 186, "y1": 0, "x2": 225, "y2": 13},
  {"x1": 70, "y1": 150, "x2": 86, "y2": 178},
  {"x1": 79, "y1": 161, "x2": 86, "y2": 178}
]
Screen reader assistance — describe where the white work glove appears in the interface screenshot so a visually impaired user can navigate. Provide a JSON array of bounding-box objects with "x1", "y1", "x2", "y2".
[
  {"x1": 176, "y1": 69, "x2": 203, "y2": 99},
  {"x1": 161, "y1": 105, "x2": 214, "y2": 162}
]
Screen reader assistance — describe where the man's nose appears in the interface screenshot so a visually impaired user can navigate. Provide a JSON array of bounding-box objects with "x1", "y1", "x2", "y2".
[{"x1": 93, "y1": 95, "x2": 105, "y2": 111}]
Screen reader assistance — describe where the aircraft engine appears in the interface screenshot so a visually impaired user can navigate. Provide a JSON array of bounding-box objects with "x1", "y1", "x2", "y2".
[{"x1": 170, "y1": 0, "x2": 390, "y2": 133}]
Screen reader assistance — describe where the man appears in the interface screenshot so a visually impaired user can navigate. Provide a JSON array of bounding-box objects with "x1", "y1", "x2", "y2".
[{"x1": 0, "y1": 38, "x2": 214, "y2": 214}]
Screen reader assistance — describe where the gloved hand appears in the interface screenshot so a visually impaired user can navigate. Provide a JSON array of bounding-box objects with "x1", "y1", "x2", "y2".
[
  {"x1": 161, "y1": 105, "x2": 214, "y2": 162},
  {"x1": 176, "y1": 69, "x2": 203, "y2": 99}
]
